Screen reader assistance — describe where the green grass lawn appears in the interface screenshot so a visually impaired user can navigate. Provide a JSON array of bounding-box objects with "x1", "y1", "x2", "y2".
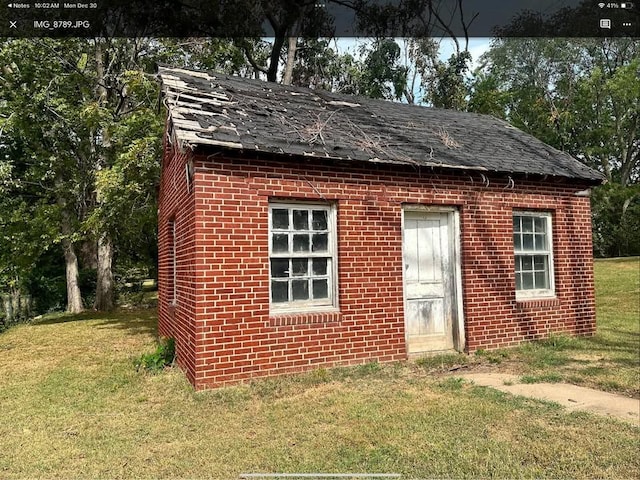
[
  {"x1": 0, "y1": 258, "x2": 638, "y2": 478},
  {"x1": 477, "y1": 257, "x2": 639, "y2": 397}
]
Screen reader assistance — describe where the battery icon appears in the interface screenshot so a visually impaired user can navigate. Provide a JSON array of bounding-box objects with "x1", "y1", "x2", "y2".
[{"x1": 621, "y1": 2, "x2": 634, "y2": 8}]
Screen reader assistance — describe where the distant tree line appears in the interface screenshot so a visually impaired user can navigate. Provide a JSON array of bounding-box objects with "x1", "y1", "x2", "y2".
[{"x1": 0, "y1": 5, "x2": 637, "y2": 316}]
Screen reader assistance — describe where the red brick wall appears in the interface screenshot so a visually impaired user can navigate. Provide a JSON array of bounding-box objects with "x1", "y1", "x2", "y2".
[
  {"x1": 157, "y1": 136, "x2": 198, "y2": 384},
  {"x1": 158, "y1": 151, "x2": 597, "y2": 390}
]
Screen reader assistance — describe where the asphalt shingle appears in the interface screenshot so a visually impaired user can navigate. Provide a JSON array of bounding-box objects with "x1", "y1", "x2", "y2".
[{"x1": 158, "y1": 66, "x2": 604, "y2": 184}]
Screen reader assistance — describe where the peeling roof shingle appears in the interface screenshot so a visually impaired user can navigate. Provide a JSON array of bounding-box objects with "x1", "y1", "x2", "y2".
[{"x1": 158, "y1": 66, "x2": 605, "y2": 184}]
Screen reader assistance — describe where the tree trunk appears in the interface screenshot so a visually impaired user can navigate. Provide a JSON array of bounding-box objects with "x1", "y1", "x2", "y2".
[
  {"x1": 57, "y1": 186, "x2": 84, "y2": 314},
  {"x1": 12, "y1": 288, "x2": 20, "y2": 320},
  {"x1": 79, "y1": 239, "x2": 98, "y2": 270},
  {"x1": 267, "y1": 35, "x2": 286, "y2": 82},
  {"x1": 62, "y1": 236, "x2": 83, "y2": 313},
  {"x1": 282, "y1": 37, "x2": 297, "y2": 86},
  {"x1": 92, "y1": 39, "x2": 115, "y2": 311},
  {"x1": 3, "y1": 294, "x2": 13, "y2": 323},
  {"x1": 94, "y1": 233, "x2": 114, "y2": 311}
]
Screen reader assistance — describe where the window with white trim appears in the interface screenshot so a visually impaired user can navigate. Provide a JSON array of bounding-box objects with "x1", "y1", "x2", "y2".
[
  {"x1": 269, "y1": 203, "x2": 336, "y2": 311},
  {"x1": 513, "y1": 212, "x2": 555, "y2": 298}
]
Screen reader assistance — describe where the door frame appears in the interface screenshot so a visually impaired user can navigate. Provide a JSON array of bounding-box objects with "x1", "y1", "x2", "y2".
[{"x1": 401, "y1": 205, "x2": 465, "y2": 353}]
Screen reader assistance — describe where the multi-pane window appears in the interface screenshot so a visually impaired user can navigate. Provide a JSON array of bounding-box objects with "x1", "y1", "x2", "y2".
[
  {"x1": 269, "y1": 203, "x2": 336, "y2": 310},
  {"x1": 513, "y1": 212, "x2": 555, "y2": 297}
]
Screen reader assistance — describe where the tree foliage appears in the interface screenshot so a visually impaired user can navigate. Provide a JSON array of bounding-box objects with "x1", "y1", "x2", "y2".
[
  {"x1": 470, "y1": 37, "x2": 639, "y2": 256},
  {"x1": 358, "y1": 39, "x2": 408, "y2": 100},
  {"x1": 1, "y1": 30, "x2": 637, "y2": 319},
  {"x1": 0, "y1": 38, "x2": 163, "y2": 312}
]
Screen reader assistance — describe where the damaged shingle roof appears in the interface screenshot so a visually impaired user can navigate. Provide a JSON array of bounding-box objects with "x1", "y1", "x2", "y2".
[{"x1": 158, "y1": 66, "x2": 604, "y2": 184}]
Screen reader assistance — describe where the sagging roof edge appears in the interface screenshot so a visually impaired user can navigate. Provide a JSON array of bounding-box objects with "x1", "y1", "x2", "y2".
[
  {"x1": 175, "y1": 135, "x2": 605, "y2": 188},
  {"x1": 158, "y1": 67, "x2": 605, "y2": 186}
]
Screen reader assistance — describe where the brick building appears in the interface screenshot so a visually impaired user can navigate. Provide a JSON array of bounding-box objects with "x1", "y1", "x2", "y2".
[{"x1": 157, "y1": 66, "x2": 604, "y2": 390}]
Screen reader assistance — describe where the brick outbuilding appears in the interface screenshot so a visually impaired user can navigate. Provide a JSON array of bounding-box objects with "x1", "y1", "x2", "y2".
[{"x1": 157, "y1": 66, "x2": 604, "y2": 389}]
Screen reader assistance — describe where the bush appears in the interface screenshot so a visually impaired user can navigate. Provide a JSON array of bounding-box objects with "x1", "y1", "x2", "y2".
[{"x1": 136, "y1": 337, "x2": 175, "y2": 373}]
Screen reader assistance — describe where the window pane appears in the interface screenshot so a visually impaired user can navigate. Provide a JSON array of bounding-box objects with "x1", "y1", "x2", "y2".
[
  {"x1": 269, "y1": 203, "x2": 335, "y2": 308},
  {"x1": 272, "y1": 234, "x2": 289, "y2": 253},
  {"x1": 313, "y1": 258, "x2": 327, "y2": 276},
  {"x1": 312, "y1": 233, "x2": 329, "y2": 252},
  {"x1": 291, "y1": 258, "x2": 308, "y2": 276},
  {"x1": 522, "y1": 272, "x2": 534, "y2": 289},
  {"x1": 313, "y1": 279, "x2": 329, "y2": 299},
  {"x1": 271, "y1": 281, "x2": 288, "y2": 303},
  {"x1": 534, "y1": 256, "x2": 546, "y2": 271},
  {"x1": 293, "y1": 210, "x2": 308, "y2": 230},
  {"x1": 292, "y1": 280, "x2": 309, "y2": 300},
  {"x1": 312, "y1": 210, "x2": 328, "y2": 230},
  {"x1": 272, "y1": 209, "x2": 289, "y2": 229},
  {"x1": 535, "y1": 271, "x2": 548, "y2": 289},
  {"x1": 293, "y1": 234, "x2": 310, "y2": 252},
  {"x1": 515, "y1": 214, "x2": 553, "y2": 293},
  {"x1": 271, "y1": 258, "x2": 289, "y2": 278},
  {"x1": 514, "y1": 233, "x2": 522, "y2": 252}
]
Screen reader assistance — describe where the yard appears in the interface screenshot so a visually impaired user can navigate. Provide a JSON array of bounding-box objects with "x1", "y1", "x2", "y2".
[{"x1": 0, "y1": 258, "x2": 638, "y2": 478}]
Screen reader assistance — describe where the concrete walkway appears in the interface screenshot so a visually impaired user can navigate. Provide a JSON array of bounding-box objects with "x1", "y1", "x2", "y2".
[{"x1": 458, "y1": 373, "x2": 640, "y2": 426}]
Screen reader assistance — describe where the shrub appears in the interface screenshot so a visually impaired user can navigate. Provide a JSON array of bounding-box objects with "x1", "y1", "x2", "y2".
[{"x1": 136, "y1": 337, "x2": 175, "y2": 373}]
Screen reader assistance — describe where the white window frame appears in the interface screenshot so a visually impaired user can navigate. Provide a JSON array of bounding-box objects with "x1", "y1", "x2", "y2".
[
  {"x1": 513, "y1": 211, "x2": 555, "y2": 300},
  {"x1": 268, "y1": 202, "x2": 338, "y2": 313}
]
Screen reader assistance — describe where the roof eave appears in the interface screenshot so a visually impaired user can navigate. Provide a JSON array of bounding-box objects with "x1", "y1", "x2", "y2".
[{"x1": 188, "y1": 142, "x2": 605, "y2": 186}]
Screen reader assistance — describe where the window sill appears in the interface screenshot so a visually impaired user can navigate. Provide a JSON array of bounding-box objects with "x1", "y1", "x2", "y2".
[
  {"x1": 516, "y1": 289, "x2": 555, "y2": 300},
  {"x1": 515, "y1": 295, "x2": 560, "y2": 308},
  {"x1": 269, "y1": 310, "x2": 341, "y2": 327}
]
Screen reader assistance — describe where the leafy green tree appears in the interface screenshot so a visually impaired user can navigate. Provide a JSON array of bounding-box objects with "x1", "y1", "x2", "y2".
[
  {"x1": 592, "y1": 184, "x2": 640, "y2": 257},
  {"x1": 0, "y1": 39, "x2": 94, "y2": 313},
  {"x1": 289, "y1": 39, "x2": 363, "y2": 93},
  {"x1": 0, "y1": 38, "x2": 164, "y2": 312},
  {"x1": 469, "y1": 37, "x2": 639, "y2": 256},
  {"x1": 470, "y1": 38, "x2": 639, "y2": 184},
  {"x1": 359, "y1": 39, "x2": 408, "y2": 100},
  {"x1": 422, "y1": 50, "x2": 472, "y2": 109}
]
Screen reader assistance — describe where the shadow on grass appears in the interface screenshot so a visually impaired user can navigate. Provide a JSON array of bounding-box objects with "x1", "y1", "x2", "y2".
[
  {"x1": 583, "y1": 330, "x2": 640, "y2": 356},
  {"x1": 93, "y1": 316, "x2": 157, "y2": 337},
  {"x1": 32, "y1": 308, "x2": 157, "y2": 337}
]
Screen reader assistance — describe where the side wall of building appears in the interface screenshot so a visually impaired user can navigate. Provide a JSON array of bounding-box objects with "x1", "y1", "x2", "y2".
[
  {"x1": 157, "y1": 138, "x2": 198, "y2": 384},
  {"x1": 167, "y1": 154, "x2": 596, "y2": 389}
]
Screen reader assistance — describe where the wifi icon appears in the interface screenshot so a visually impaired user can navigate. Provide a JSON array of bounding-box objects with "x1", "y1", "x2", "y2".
[{"x1": 598, "y1": 2, "x2": 606, "y2": 7}]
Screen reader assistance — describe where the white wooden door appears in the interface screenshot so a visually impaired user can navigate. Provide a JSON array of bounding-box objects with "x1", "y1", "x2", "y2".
[{"x1": 403, "y1": 211, "x2": 455, "y2": 353}]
